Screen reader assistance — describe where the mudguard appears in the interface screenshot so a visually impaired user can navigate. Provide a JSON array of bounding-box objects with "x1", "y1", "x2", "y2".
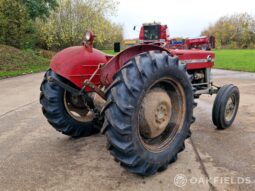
[
  {"x1": 100, "y1": 45, "x2": 215, "y2": 86},
  {"x1": 100, "y1": 44, "x2": 169, "y2": 86},
  {"x1": 50, "y1": 46, "x2": 110, "y2": 89}
]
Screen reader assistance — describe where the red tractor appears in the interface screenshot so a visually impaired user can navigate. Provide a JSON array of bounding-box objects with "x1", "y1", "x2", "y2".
[
  {"x1": 40, "y1": 27, "x2": 240, "y2": 176},
  {"x1": 138, "y1": 22, "x2": 215, "y2": 50},
  {"x1": 138, "y1": 22, "x2": 170, "y2": 46},
  {"x1": 185, "y1": 36, "x2": 216, "y2": 50}
]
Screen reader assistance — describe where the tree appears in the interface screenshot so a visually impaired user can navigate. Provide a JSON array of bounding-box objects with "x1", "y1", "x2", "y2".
[
  {"x1": 36, "y1": 0, "x2": 123, "y2": 50},
  {"x1": 202, "y1": 13, "x2": 255, "y2": 49},
  {"x1": 0, "y1": 0, "x2": 34, "y2": 48},
  {"x1": 21, "y1": 0, "x2": 58, "y2": 20},
  {"x1": 0, "y1": 0, "x2": 58, "y2": 48}
]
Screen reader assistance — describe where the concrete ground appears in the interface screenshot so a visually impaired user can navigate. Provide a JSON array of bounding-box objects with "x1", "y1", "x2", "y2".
[{"x1": 0, "y1": 70, "x2": 254, "y2": 191}]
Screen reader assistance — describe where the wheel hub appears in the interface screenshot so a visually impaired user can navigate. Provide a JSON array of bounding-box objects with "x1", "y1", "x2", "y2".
[
  {"x1": 225, "y1": 96, "x2": 236, "y2": 121},
  {"x1": 64, "y1": 91, "x2": 94, "y2": 122},
  {"x1": 139, "y1": 88, "x2": 172, "y2": 139},
  {"x1": 155, "y1": 104, "x2": 168, "y2": 124}
]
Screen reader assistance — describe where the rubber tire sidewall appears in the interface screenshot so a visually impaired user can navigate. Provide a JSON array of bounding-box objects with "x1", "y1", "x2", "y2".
[
  {"x1": 104, "y1": 51, "x2": 194, "y2": 174},
  {"x1": 212, "y1": 84, "x2": 240, "y2": 129},
  {"x1": 40, "y1": 70, "x2": 100, "y2": 137},
  {"x1": 131, "y1": 64, "x2": 193, "y2": 164}
]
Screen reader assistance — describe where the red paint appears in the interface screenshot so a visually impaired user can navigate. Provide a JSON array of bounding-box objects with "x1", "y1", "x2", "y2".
[
  {"x1": 50, "y1": 46, "x2": 108, "y2": 90},
  {"x1": 138, "y1": 23, "x2": 170, "y2": 46},
  {"x1": 100, "y1": 45, "x2": 215, "y2": 86},
  {"x1": 160, "y1": 25, "x2": 170, "y2": 41},
  {"x1": 185, "y1": 36, "x2": 211, "y2": 50},
  {"x1": 50, "y1": 44, "x2": 215, "y2": 91},
  {"x1": 138, "y1": 23, "x2": 214, "y2": 50},
  {"x1": 170, "y1": 49, "x2": 215, "y2": 70},
  {"x1": 100, "y1": 45, "x2": 168, "y2": 86},
  {"x1": 139, "y1": 27, "x2": 144, "y2": 41}
]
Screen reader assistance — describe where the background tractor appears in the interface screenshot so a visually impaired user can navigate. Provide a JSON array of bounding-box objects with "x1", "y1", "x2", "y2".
[
  {"x1": 137, "y1": 22, "x2": 215, "y2": 50},
  {"x1": 40, "y1": 26, "x2": 240, "y2": 176}
]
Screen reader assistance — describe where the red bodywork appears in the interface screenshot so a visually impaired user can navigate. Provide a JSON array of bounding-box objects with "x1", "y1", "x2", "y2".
[
  {"x1": 51, "y1": 46, "x2": 111, "y2": 89},
  {"x1": 139, "y1": 23, "x2": 170, "y2": 45},
  {"x1": 139, "y1": 25, "x2": 169, "y2": 41},
  {"x1": 169, "y1": 37, "x2": 215, "y2": 50},
  {"x1": 51, "y1": 44, "x2": 215, "y2": 91},
  {"x1": 186, "y1": 37, "x2": 210, "y2": 47},
  {"x1": 138, "y1": 23, "x2": 214, "y2": 50},
  {"x1": 185, "y1": 36, "x2": 215, "y2": 50}
]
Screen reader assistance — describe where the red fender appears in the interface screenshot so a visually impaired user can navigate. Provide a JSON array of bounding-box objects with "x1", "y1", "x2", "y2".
[
  {"x1": 50, "y1": 46, "x2": 111, "y2": 89},
  {"x1": 100, "y1": 45, "x2": 215, "y2": 86},
  {"x1": 100, "y1": 44, "x2": 170, "y2": 86}
]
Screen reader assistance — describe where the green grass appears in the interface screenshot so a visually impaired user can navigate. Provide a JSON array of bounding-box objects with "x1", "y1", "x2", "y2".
[
  {"x1": 0, "y1": 45, "x2": 51, "y2": 79},
  {"x1": 214, "y1": 49, "x2": 255, "y2": 72},
  {"x1": 101, "y1": 50, "x2": 117, "y2": 55}
]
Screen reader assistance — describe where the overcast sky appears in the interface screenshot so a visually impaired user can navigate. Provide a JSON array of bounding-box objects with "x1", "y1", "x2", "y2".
[{"x1": 111, "y1": 0, "x2": 255, "y2": 39}]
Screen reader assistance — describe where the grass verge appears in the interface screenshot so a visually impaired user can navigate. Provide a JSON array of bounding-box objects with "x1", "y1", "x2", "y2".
[
  {"x1": 0, "y1": 45, "x2": 51, "y2": 79},
  {"x1": 214, "y1": 49, "x2": 255, "y2": 72},
  {"x1": 101, "y1": 50, "x2": 117, "y2": 55}
]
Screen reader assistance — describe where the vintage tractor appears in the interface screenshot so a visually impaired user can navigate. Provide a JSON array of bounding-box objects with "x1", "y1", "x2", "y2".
[
  {"x1": 185, "y1": 36, "x2": 216, "y2": 50},
  {"x1": 138, "y1": 22, "x2": 170, "y2": 46},
  {"x1": 40, "y1": 28, "x2": 240, "y2": 176},
  {"x1": 138, "y1": 22, "x2": 215, "y2": 50}
]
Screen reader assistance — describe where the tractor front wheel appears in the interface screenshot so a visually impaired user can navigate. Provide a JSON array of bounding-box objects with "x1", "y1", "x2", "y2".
[
  {"x1": 212, "y1": 84, "x2": 240, "y2": 129},
  {"x1": 103, "y1": 51, "x2": 194, "y2": 176}
]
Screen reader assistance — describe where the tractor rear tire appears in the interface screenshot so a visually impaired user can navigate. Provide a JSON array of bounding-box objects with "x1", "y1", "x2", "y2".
[
  {"x1": 103, "y1": 51, "x2": 194, "y2": 176},
  {"x1": 40, "y1": 70, "x2": 101, "y2": 137},
  {"x1": 212, "y1": 84, "x2": 240, "y2": 129}
]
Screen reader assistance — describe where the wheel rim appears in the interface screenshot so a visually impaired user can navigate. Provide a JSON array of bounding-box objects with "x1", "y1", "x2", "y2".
[
  {"x1": 224, "y1": 94, "x2": 237, "y2": 122},
  {"x1": 63, "y1": 91, "x2": 95, "y2": 122},
  {"x1": 138, "y1": 77, "x2": 186, "y2": 152}
]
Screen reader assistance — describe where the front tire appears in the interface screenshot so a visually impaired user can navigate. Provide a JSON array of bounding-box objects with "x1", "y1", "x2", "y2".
[
  {"x1": 212, "y1": 84, "x2": 240, "y2": 129},
  {"x1": 103, "y1": 51, "x2": 194, "y2": 176},
  {"x1": 40, "y1": 70, "x2": 101, "y2": 137}
]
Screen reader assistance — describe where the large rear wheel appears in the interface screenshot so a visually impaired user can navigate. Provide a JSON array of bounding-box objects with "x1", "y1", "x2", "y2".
[
  {"x1": 40, "y1": 70, "x2": 101, "y2": 137},
  {"x1": 103, "y1": 51, "x2": 194, "y2": 176}
]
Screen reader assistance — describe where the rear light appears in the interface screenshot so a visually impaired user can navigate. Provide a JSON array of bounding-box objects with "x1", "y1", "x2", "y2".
[
  {"x1": 84, "y1": 31, "x2": 95, "y2": 47},
  {"x1": 85, "y1": 31, "x2": 94, "y2": 41}
]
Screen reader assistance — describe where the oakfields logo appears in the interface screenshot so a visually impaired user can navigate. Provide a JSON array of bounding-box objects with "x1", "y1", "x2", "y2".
[
  {"x1": 174, "y1": 174, "x2": 188, "y2": 187},
  {"x1": 174, "y1": 174, "x2": 253, "y2": 187}
]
